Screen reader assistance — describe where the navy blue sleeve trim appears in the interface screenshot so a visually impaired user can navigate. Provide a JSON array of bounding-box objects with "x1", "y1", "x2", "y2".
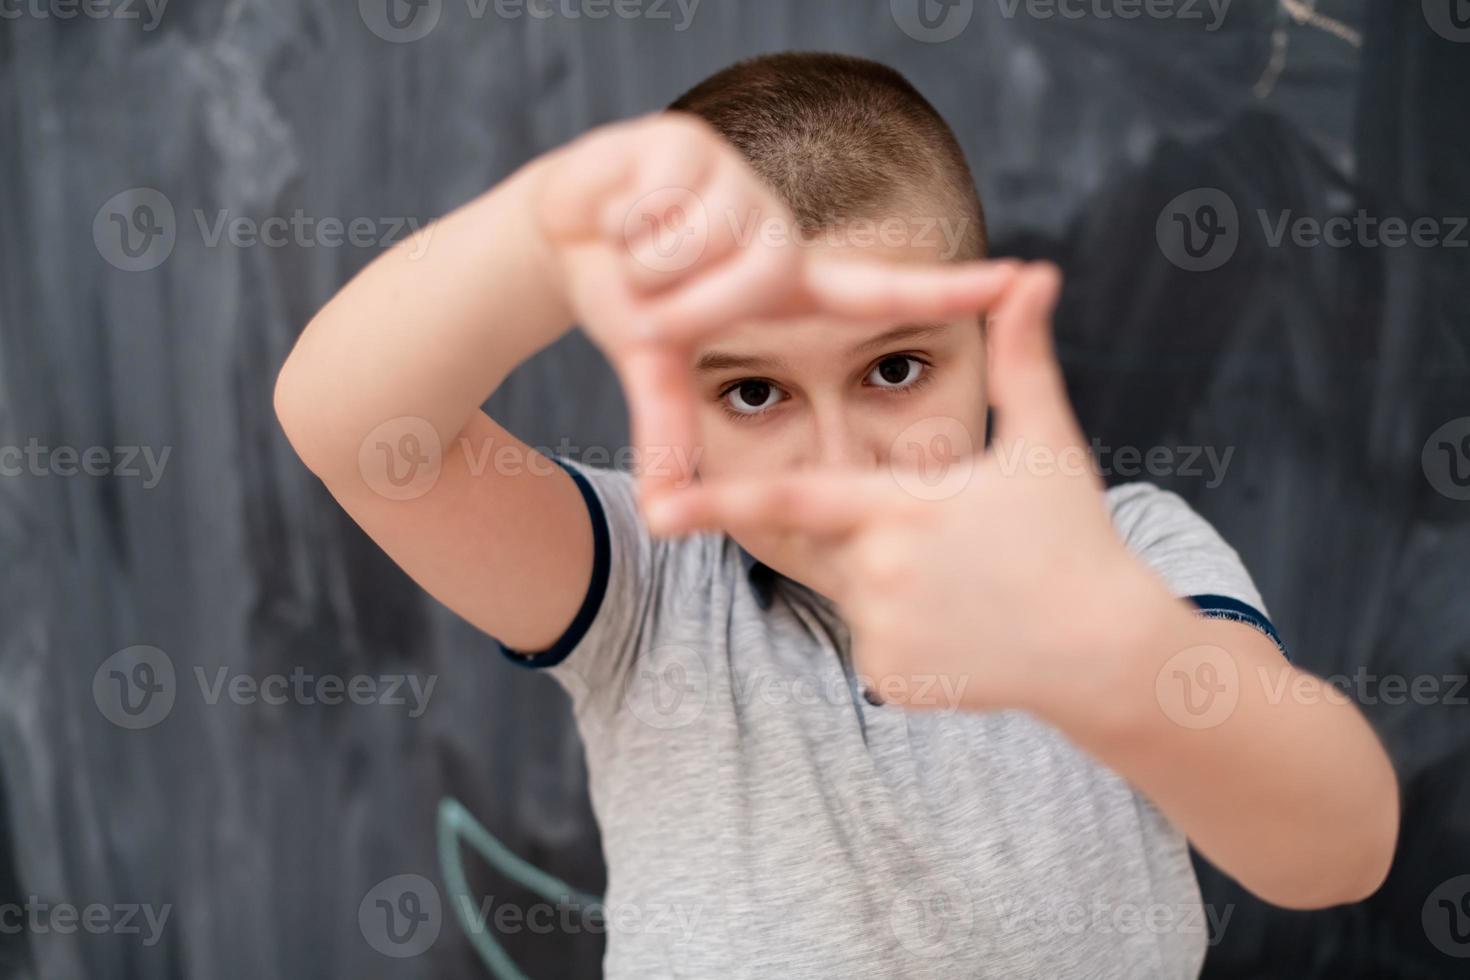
[
  {"x1": 1188, "y1": 594, "x2": 1291, "y2": 662},
  {"x1": 499, "y1": 456, "x2": 612, "y2": 670}
]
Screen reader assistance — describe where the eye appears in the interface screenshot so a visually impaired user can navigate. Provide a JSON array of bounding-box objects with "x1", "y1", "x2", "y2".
[
  {"x1": 721, "y1": 379, "x2": 788, "y2": 417},
  {"x1": 866, "y1": 355, "x2": 926, "y2": 389}
]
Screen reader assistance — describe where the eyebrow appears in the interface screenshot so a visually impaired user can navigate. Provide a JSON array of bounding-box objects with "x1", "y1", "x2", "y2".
[{"x1": 693, "y1": 323, "x2": 947, "y2": 375}]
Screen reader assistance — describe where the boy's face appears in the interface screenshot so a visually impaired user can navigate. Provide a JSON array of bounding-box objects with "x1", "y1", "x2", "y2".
[{"x1": 689, "y1": 234, "x2": 990, "y2": 600}]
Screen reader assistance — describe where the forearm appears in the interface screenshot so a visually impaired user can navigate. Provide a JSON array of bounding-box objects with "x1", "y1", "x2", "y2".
[
  {"x1": 1037, "y1": 577, "x2": 1400, "y2": 909},
  {"x1": 273, "y1": 153, "x2": 571, "y2": 485}
]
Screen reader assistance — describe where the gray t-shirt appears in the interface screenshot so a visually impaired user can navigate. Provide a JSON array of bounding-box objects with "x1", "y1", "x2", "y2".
[{"x1": 503, "y1": 457, "x2": 1286, "y2": 980}]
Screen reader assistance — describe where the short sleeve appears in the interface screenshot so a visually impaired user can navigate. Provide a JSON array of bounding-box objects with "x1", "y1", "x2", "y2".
[
  {"x1": 497, "y1": 456, "x2": 669, "y2": 711},
  {"x1": 1106, "y1": 483, "x2": 1290, "y2": 661}
]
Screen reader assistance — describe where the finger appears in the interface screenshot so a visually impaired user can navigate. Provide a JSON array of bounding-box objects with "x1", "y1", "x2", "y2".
[
  {"x1": 640, "y1": 249, "x2": 1017, "y2": 351},
  {"x1": 615, "y1": 345, "x2": 701, "y2": 509},
  {"x1": 600, "y1": 116, "x2": 720, "y2": 244},
  {"x1": 536, "y1": 123, "x2": 643, "y2": 243},
  {"x1": 802, "y1": 257, "x2": 1021, "y2": 324},
  {"x1": 985, "y1": 262, "x2": 1084, "y2": 450},
  {"x1": 636, "y1": 235, "x2": 802, "y2": 344},
  {"x1": 610, "y1": 156, "x2": 748, "y2": 296},
  {"x1": 645, "y1": 470, "x2": 901, "y2": 538}
]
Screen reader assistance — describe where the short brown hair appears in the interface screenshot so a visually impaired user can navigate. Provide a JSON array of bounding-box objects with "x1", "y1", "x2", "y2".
[{"x1": 668, "y1": 52, "x2": 986, "y2": 261}]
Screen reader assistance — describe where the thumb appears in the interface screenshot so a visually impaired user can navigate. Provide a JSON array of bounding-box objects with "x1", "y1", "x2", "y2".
[
  {"x1": 615, "y1": 344, "x2": 701, "y2": 515},
  {"x1": 985, "y1": 263, "x2": 1079, "y2": 450}
]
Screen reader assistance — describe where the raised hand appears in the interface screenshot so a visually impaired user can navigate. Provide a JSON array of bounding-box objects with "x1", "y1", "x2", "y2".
[
  {"x1": 642, "y1": 263, "x2": 1168, "y2": 718},
  {"x1": 532, "y1": 112, "x2": 1019, "y2": 504}
]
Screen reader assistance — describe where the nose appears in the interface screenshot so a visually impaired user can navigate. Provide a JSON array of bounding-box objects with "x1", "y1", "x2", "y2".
[{"x1": 805, "y1": 401, "x2": 882, "y2": 470}]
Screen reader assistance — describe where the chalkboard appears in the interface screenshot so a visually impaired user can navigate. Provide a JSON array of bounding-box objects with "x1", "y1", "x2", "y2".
[{"x1": 0, "y1": 1, "x2": 1466, "y2": 977}]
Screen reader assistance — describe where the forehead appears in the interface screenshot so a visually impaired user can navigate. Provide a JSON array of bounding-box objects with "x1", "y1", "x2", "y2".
[
  {"x1": 803, "y1": 217, "x2": 954, "y2": 265},
  {"x1": 691, "y1": 233, "x2": 965, "y2": 367},
  {"x1": 693, "y1": 320, "x2": 954, "y2": 375}
]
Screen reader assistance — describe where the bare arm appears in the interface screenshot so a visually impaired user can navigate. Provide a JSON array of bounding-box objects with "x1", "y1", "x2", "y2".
[
  {"x1": 273, "y1": 154, "x2": 595, "y2": 651},
  {"x1": 1050, "y1": 596, "x2": 1400, "y2": 910}
]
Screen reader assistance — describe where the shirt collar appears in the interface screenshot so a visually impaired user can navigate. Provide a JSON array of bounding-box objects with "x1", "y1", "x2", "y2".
[
  {"x1": 737, "y1": 544, "x2": 781, "y2": 610},
  {"x1": 738, "y1": 545, "x2": 846, "y2": 620}
]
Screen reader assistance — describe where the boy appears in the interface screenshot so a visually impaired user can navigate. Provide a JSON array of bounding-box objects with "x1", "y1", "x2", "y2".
[{"x1": 275, "y1": 52, "x2": 1398, "y2": 979}]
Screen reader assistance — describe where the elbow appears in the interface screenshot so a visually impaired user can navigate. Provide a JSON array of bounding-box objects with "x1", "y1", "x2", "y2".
[
  {"x1": 1250, "y1": 862, "x2": 1387, "y2": 912},
  {"x1": 1340, "y1": 857, "x2": 1394, "y2": 907},
  {"x1": 1283, "y1": 855, "x2": 1393, "y2": 911},
  {"x1": 1266, "y1": 861, "x2": 1392, "y2": 911},
  {"x1": 273, "y1": 349, "x2": 332, "y2": 478},
  {"x1": 1337, "y1": 793, "x2": 1400, "y2": 905},
  {"x1": 272, "y1": 357, "x2": 308, "y2": 455},
  {"x1": 1261, "y1": 791, "x2": 1400, "y2": 910},
  {"x1": 1333, "y1": 755, "x2": 1403, "y2": 906}
]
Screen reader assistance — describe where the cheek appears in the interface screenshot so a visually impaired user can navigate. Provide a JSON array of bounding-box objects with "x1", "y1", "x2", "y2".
[
  {"x1": 691, "y1": 406, "x2": 737, "y2": 481},
  {"x1": 883, "y1": 367, "x2": 988, "y2": 459},
  {"x1": 694, "y1": 407, "x2": 799, "y2": 482}
]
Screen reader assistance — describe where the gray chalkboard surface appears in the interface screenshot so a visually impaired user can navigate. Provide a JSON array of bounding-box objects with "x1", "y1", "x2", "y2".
[{"x1": 1, "y1": 1, "x2": 1466, "y2": 977}]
